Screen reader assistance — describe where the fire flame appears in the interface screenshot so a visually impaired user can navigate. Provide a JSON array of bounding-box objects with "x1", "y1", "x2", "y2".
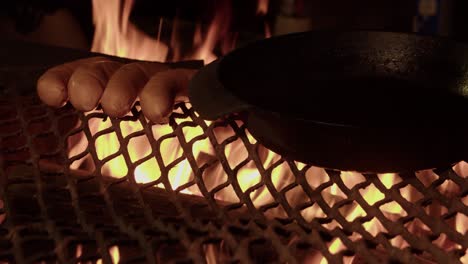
[
  {"x1": 67, "y1": 0, "x2": 467, "y2": 262},
  {"x1": 257, "y1": 0, "x2": 270, "y2": 15},
  {"x1": 95, "y1": 245, "x2": 120, "y2": 264},
  {"x1": 78, "y1": 0, "x2": 276, "y2": 198},
  {"x1": 91, "y1": 0, "x2": 236, "y2": 64},
  {"x1": 91, "y1": 0, "x2": 168, "y2": 61},
  {"x1": 76, "y1": 244, "x2": 119, "y2": 264}
]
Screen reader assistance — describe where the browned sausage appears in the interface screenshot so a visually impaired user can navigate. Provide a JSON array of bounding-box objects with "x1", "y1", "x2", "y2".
[
  {"x1": 37, "y1": 57, "x2": 110, "y2": 107},
  {"x1": 139, "y1": 69, "x2": 197, "y2": 123},
  {"x1": 68, "y1": 60, "x2": 123, "y2": 111},
  {"x1": 100, "y1": 62, "x2": 169, "y2": 117}
]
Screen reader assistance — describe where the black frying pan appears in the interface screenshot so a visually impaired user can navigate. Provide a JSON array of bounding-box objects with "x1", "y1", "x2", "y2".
[{"x1": 189, "y1": 31, "x2": 467, "y2": 173}]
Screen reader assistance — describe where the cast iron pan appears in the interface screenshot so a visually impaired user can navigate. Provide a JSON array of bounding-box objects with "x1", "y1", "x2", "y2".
[{"x1": 189, "y1": 31, "x2": 467, "y2": 173}]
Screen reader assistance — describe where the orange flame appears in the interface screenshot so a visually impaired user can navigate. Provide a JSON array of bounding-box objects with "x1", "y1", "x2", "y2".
[
  {"x1": 110, "y1": 246, "x2": 120, "y2": 264},
  {"x1": 91, "y1": 0, "x2": 235, "y2": 64},
  {"x1": 96, "y1": 245, "x2": 120, "y2": 264},
  {"x1": 187, "y1": 1, "x2": 233, "y2": 64},
  {"x1": 91, "y1": 0, "x2": 168, "y2": 61},
  {"x1": 75, "y1": 244, "x2": 82, "y2": 259},
  {"x1": 257, "y1": 0, "x2": 270, "y2": 15}
]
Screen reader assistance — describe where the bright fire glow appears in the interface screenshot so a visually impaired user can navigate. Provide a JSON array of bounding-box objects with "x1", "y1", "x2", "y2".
[
  {"x1": 81, "y1": 0, "x2": 278, "y2": 198},
  {"x1": 91, "y1": 0, "x2": 236, "y2": 64},
  {"x1": 91, "y1": 0, "x2": 168, "y2": 61},
  {"x1": 96, "y1": 246, "x2": 120, "y2": 264},
  {"x1": 187, "y1": 1, "x2": 233, "y2": 64},
  {"x1": 110, "y1": 246, "x2": 120, "y2": 264},
  {"x1": 67, "y1": 0, "x2": 468, "y2": 262}
]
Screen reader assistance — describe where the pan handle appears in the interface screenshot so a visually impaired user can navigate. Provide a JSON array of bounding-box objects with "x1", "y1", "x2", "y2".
[{"x1": 188, "y1": 60, "x2": 251, "y2": 120}]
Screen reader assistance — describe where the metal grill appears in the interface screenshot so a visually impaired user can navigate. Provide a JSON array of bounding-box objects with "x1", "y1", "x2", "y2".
[{"x1": 0, "y1": 80, "x2": 467, "y2": 263}]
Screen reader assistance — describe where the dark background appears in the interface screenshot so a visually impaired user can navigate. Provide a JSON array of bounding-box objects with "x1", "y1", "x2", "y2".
[{"x1": 2, "y1": 0, "x2": 468, "y2": 49}]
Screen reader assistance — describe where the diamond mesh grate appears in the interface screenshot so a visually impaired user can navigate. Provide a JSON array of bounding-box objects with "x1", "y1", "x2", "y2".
[{"x1": 0, "y1": 87, "x2": 467, "y2": 263}]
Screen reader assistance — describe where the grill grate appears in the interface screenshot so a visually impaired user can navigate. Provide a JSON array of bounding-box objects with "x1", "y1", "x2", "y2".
[{"x1": 0, "y1": 85, "x2": 467, "y2": 263}]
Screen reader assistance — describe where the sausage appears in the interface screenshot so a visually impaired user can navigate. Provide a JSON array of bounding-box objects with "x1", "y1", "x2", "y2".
[
  {"x1": 68, "y1": 60, "x2": 123, "y2": 111},
  {"x1": 36, "y1": 56, "x2": 110, "y2": 107},
  {"x1": 38, "y1": 57, "x2": 195, "y2": 120},
  {"x1": 139, "y1": 69, "x2": 197, "y2": 123},
  {"x1": 100, "y1": 62, "x2": 169, "y2": 117}
]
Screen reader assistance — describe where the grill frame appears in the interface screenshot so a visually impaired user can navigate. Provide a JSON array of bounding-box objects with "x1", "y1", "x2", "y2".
[
  {"x1": 1, "y1": 85, "x2": 466, "y2": 263},
  {"x1": 0, "y1": 38, "x2": 466, "y2": 264}
]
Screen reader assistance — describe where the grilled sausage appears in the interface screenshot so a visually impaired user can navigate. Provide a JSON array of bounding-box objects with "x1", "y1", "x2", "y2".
[
  {"x1": 68, "y1": 60, "x2": 123, "y2": 111},
  {"x1": 139, "y1": 69, "x2": 197, "y2": 123},
  {"x1": 38, "y1": 57, "x2": 196, "y2": 121},
  {"x1": 37, "y1": 57, "x2": 109, "y2": 107},
  {"x1": 100, "y1": 62, "x2": 170, "y2": 117}
]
